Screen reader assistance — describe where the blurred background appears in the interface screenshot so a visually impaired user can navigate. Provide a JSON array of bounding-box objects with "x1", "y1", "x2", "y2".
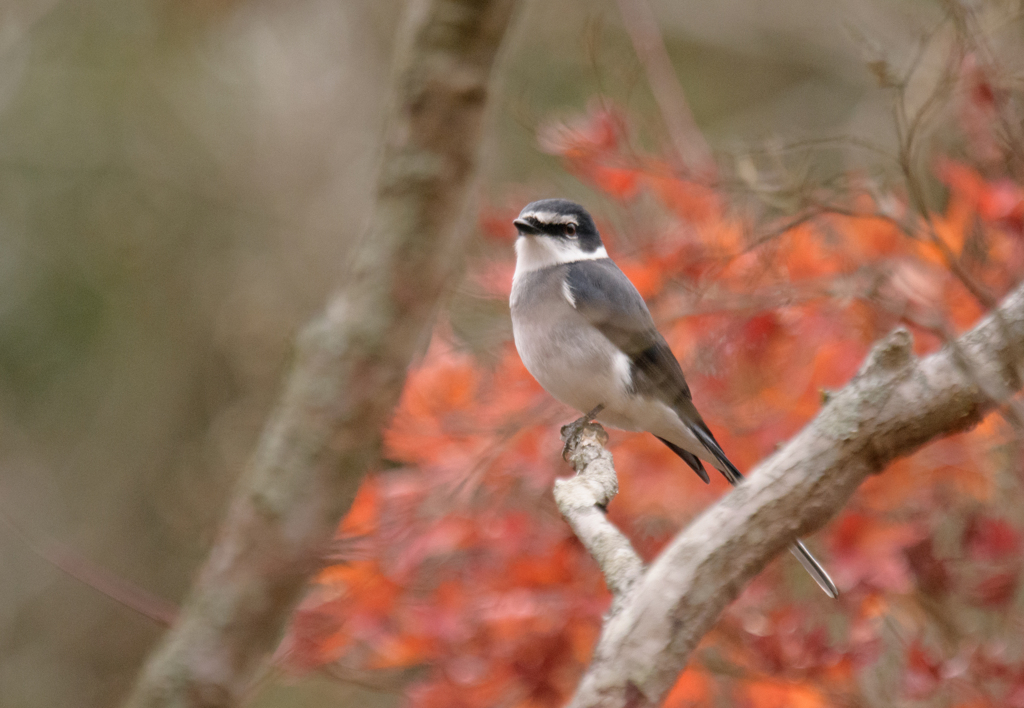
[{"x1": 0, "y1": 0, "x2": 994, "y2": 706}]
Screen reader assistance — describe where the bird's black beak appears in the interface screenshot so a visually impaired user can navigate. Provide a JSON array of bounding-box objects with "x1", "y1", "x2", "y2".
[{"x1": 513, "y1": 218, "x2": 540, "y2": 235}]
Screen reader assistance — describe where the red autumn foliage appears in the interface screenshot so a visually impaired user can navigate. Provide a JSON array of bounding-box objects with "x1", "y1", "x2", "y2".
[{"x1": 279, "y1": 101, "x2": 1024, "y2": 707}]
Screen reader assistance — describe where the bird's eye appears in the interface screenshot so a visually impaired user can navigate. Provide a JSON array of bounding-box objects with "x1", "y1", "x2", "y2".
[{"x1": 566, "y1": 223, "x2": 577, "y2": 238}]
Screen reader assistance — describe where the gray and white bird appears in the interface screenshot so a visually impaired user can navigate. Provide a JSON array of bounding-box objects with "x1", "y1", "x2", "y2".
[{"x1": 509, "y1": 198, "x2": 838, "y2": 598}]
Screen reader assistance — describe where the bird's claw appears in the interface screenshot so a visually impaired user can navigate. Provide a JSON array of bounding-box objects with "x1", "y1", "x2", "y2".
[
  {"x1": 560, "y1": 404, "x2": 605, "y2": 461},
  {"x1": 560, "y1": 417, "x2": 588, "y2": 460}
]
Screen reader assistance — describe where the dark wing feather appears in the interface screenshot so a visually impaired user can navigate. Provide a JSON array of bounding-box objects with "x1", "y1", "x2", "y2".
[
  {"x1": 565, "y1": 260, "x2": 692, "y2": 406},
  {"x1": 656, "y1": 436, "x2": 710, "y2": 484},
  {"x1": 685, "y1": 412, "x2": 743, "y2": 485},
  {"x1": 565, "y1": 260, "x2": 742, "y2": 485},
  {"x1": 566, "y1": 260, "x2": 711, "y2": 483}
]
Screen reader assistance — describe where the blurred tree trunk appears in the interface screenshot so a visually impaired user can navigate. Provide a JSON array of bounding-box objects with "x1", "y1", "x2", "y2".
[{"x1": 122, "y1": 0, "x2": 519, "y2": 705}]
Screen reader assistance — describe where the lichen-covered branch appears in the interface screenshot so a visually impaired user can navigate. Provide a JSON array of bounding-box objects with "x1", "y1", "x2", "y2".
[
  {"x1": 122, "y1": 1, "x2": 519, "y2": 706},
  {"x1": 565, "y1": 280, "x2": 1024, "y2": 708},
  {"x1": 555, "y1": 421, "x2": 644, "y2": 598}
]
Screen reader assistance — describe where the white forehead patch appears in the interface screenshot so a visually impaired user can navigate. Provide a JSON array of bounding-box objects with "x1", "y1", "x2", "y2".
[
  {"x1": 519, "y1": 210, "x2": 579, "y2": 227},
  {"x1": 513, "y1": 235, "x2": 608, "y2": 284}
]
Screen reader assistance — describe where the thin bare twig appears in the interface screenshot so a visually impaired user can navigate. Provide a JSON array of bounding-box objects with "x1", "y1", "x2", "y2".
[
  {"x1": 0, "y1": 508, "x2": 178, "y2": 626},
  {"x1": 614, "y1": 0, "x2": 715, "y2": 176}
]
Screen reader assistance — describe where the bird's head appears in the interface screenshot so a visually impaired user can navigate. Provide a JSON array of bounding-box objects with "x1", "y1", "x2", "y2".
[{"x1": 512, "y1": 199, "x2": 606, "y2": 272}]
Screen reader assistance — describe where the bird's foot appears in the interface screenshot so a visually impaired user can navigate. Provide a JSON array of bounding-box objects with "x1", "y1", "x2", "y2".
[{"x1": 560, "y1": 404, "x2": 605, "y2": 461}]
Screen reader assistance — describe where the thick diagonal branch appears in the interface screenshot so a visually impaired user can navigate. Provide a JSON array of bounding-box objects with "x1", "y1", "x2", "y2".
[
  {"x1": 122, "y1": 1, "x2": 519, "y2": 706},
  {"x1": 556, "y1": 421, "x2": 644, "y2": 598},
  {"x1": 567, "y1": 280, "x2": 1024, "y2": 708}
]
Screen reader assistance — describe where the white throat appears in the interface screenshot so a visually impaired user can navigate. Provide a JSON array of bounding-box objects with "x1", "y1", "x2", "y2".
[{"x1": 513, "y1": 236, "x2": 608, "y2": 282}]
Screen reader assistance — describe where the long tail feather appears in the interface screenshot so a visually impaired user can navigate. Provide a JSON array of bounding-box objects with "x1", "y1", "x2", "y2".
[
  {"x1": 687, "y1": 425, "x2": 839, "y2": 598},
  {"x1": 790, "y1": 540, "x2": 839, "y2": 598}
]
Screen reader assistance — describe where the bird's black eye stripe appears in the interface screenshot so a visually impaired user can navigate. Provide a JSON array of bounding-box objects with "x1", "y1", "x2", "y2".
[{"x1": 520, "y1": 214, "x2": 582, "y2": 238}]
